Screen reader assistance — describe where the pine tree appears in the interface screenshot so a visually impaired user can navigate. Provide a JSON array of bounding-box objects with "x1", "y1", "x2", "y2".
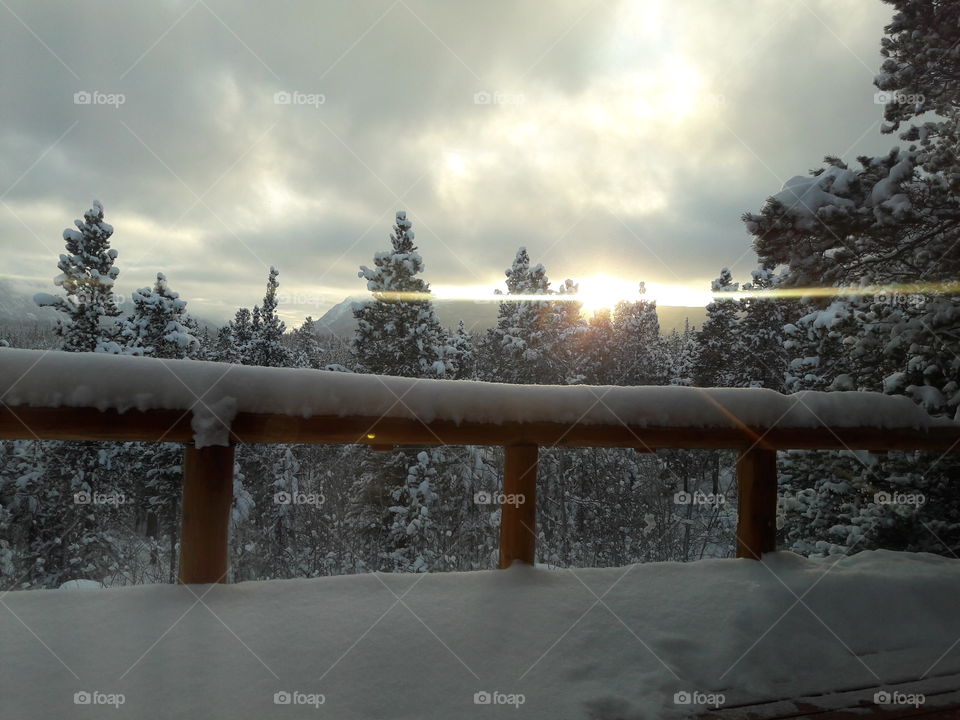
[
  {"x1": 612, "y1": 283, "x2": 664, "y2": 385},
  {"x1": 121, "y1": 273, "x2": 198, "y2": 359},
  {"x1": 291, "y1": 317, "x2": 323, "y2": 369},
  {"x1": 350, "y1": 212, "x2": 453, "y2": 570},
  {"x1": 692, "y1": 269, "x2": 739, "y2": 387},
  {"x1": 742, "y1": 4, "x2": 960, "y2": 556},
  {"x1": 448, "y1": 320, "x2": 476, "y2": 379},
  {"x1": 249, "y1": 267, "x2": 292, "y2": 368},
  {"x1": 221, "y1": 307, "x2": 253, "y2": 364},
  {"x1": 34, "y1": 200, "x2": 122, "y2": 352},
  {"x1": 353, "y1": 211, "x2": 452, "y2": 378},
  {"x1": 481, "y1": 247, "x2": 552, "y2": 384},
  {"x1": 733, "y1": 268, "x2": 789, "y2": 390},
  {"x1": 580, "y1": 309, "x2": 618, "y2": 385},
  {"x1": 543, "y1": 279, "x2": 588, "y2": 384}
]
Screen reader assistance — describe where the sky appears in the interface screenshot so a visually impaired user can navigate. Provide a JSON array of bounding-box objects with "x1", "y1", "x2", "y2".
[{"x1": 0, "y1": 0, "x2": 898, "y2": 324}]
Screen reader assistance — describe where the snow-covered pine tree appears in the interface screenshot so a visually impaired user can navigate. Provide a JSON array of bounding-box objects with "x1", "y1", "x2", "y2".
[
  {"x1": 122, "y1": 273, "x2": 199, "y2": 358},
  {"x1": 350, "y1": 212, "x2": 454, "y2": 571},
  {"x1": 743, "y1": 4, "x2": 960, "y2": 555},
  {"x1": 249, "y1": 267, "x2": 292, "y2": 368},
  {"x1": 353, "y1": 211, "x2": 452, "y2": 379},
  {"x1": 580, "y1": 309, "x2": 619, "y2": 385},
  {"x1": 612, "y1": 282, "x2": 664, "y2": 385},
  {"x1": 481, "y1": 247, "x2": 552, "y2": 384},
  {"x1": 448, "y1": 320, "x2": 476, "y2": 379},
  {"x1": 692, "y1": 269, "x2": 739, "y2": 387},
  {"x1": 542, "y1": 279, "x2": 588, "y2": 384},
  {"x1": 4, "y1": 201, "x2": 138, "y2": 587},
  {"x1": 290, "y1": 316, "x2": 323, "y2": 369},
  {"x1": 732, "y1": 268, "x2": 790, "y2": 390},
  {"x1": 34, "y1": 200, "x2": 122, "y2": 353},
  {"x1": 219, "y1": 307, "x2": 253, "y2": 364}
]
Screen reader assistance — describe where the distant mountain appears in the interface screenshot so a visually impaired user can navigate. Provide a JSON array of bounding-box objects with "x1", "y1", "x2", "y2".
[
  {"x1": 0, "y1": 277, "x2": 219, "y2": 335},
  {"x1": 0, "y1": 278, "x2": 59, "y2": 325},
  {"x1": 316, "y1": 296, "x2": 707, "y2": 337}
]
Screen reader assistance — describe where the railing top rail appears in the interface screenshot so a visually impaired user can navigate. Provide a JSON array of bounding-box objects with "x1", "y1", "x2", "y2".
[{"x1": 1, "y1": 348, "x2": 958, "y2": 451}]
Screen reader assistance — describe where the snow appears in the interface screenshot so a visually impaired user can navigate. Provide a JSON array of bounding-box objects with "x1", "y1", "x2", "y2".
[
  {"x1": 772, "y1": 168, "x2": 857, "y2": 230},
  {"x1": 58, "y1": 579, "x2": 104, "y2": 590},
  {"x1": 32, "y1": 292, "x2": 60, "y2": 308},
  {"x1": 0, "y1": 349, "x2": 953, "y2": 447},
  {"x1": 4, "y1": 551, "x2": 960, "y2": 718}
]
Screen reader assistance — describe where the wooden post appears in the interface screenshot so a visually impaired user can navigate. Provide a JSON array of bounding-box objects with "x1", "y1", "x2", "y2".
[
  {"x1": 499, "y1": 444, "x2": 538, "y2": 568},
  {"x1": 178, "y1": 444, "x2": 235, "y2": 584},
  {"x1": 735, "y1": 448, "x2": 778, "y2": 560}
]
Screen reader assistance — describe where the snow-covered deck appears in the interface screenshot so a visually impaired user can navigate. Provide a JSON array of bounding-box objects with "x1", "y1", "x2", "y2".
[{"x1": 4, "y1": 552, "x2": 960, "y2": 719}]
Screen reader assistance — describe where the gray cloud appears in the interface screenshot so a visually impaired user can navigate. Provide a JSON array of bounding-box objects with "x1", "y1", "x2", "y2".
[{"x1": 0, "y1": 0, "x2": 896, "y2": 322}]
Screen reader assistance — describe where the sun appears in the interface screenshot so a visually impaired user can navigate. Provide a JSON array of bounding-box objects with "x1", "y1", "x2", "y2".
[{"x1": 576, "y1": 275, "x2": 643, "y2": 314}]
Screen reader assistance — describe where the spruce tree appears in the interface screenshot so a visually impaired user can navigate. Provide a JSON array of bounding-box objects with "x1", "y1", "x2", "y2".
[
  {"x1": 612, "y1": 283, "x2": 664, "y2": 385},
  {"x1": 122, "y1": 273, "x2": 198, "y2": 359},
  {"x1": 692, "y1": 269, "x2": 739, "y2": 387},
  {"x1": 481, "y1": 247, "x2": 552, "y2": 383},
  {"x1": 249, "y1": 267, "x2": 291, "y2": 368},
  {"x1": 34, "y1": 200, "x2": 121, "y2": 352},
  {"x1": 733, "y1": 268, "x2": 789, "y2": 390},
  {"x1": 350, "y1": 212, "x2": 453, "y2": 571},
  {"x1": 353, "y1": 211, "x2": 451, "y2": 378}
]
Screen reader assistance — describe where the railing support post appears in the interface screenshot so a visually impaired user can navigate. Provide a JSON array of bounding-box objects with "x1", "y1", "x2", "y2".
[
  {"x1": 499, "y1": 444, "x2": 538, "y2": 568},
  {"x1": 735, "y1": 448, "x2": 777, "y2": 560},
  {"x1": 178, "y1": 443, "x2": 235, "y2": 584}
]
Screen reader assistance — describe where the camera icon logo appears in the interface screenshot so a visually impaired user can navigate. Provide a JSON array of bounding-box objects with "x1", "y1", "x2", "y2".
[
  {"x1": 74, "y1": 491, "x2": 91, "y2": 505},
  {"x1": 74, "y1": 691, "x2": 92, "y2": 705},
  {"x1": 673, "y1": 491, "x2": 692, "y2": 505},
  {"x1": 474, "y1": 691, "x2": 492, "y2": 705},
  {"x1": 874, "y1": 690, "x2": 891, "y2": 704},
  {"x1": 473, "y1": 91, "x2": 491, "y2": 105},
  {"x1": 474, "y1": 491, "x2": 492, "y2": 505},
  {"x1": 274, "y1": 91, "x2": 292, "y2": 105},
  {"x1": 274, "y1": 691, "x2": 292, "y2": 705},
  {"x1": 274, "y1": 491, "x2": 292, "y2": 505},
  {"x1": 674, "y1": 691, "x2": 692, "y2": 705},
  {"x1": 74, "y1": 91, "x2": 92, "y2": 105},
  {"x1": 874, "y1": 91, "x2": 892, "y2": 105}
]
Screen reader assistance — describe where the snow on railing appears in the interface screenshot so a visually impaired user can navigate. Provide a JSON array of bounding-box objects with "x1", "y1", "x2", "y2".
[{"x1": 2, "y1": 348, "x2": 959, "y2": 583}]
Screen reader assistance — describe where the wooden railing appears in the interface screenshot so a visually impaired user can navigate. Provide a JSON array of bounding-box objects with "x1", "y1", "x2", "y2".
[{"x1": 2, "y1": 352, "x2": 959, "y2": 583}]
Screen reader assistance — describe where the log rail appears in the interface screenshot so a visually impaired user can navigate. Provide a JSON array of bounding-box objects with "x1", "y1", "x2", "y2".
[{"x1": 2, "y1": 400, "x2": 959, "y2": 582}]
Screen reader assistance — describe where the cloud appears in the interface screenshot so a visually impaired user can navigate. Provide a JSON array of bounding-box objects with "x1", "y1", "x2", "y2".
[{"x1": 0, "y1": 0, "x2": 895, "y2": 322}]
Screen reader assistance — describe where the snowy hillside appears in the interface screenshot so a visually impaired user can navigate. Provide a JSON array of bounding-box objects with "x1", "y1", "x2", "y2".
[{"x1": 5, "y1": 552, "x2": 960, "y2": 719}]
